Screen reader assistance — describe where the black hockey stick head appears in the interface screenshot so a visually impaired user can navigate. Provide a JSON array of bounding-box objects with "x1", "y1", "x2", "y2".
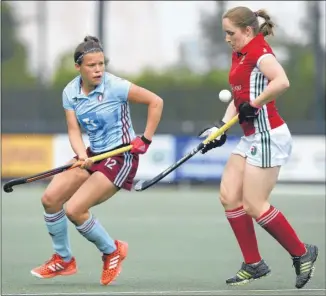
[{"x1": 3, "y1": 182, "x2": 15, "y2": 193}]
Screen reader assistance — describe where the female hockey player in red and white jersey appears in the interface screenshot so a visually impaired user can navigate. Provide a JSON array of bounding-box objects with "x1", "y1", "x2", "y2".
[{"x1": 198, "y1": 6, "x2": 318, "y2": 289}]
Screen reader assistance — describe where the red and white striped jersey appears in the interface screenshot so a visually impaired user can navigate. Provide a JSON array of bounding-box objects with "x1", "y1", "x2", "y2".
[{"x1": 229, "y1": 33, "x2": 284, "y2": 136}]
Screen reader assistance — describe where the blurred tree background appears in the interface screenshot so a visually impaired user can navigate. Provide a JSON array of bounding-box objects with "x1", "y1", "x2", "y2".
[
  {"x1": 1, "y1": 2, "x2": 37, "y2": 87},
  {"x1": 1, "y1": 1, "x2": 325, "y2": 134}
]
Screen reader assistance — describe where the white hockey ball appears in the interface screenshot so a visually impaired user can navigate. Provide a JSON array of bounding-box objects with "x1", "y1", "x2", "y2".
[{"x1": 219, "y1": 89, "x2": 232, "y2": 103}]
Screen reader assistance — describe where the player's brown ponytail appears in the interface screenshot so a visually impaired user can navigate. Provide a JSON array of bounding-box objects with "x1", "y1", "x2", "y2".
[
  {"x1": 255, "y1": 9, "x2": 275, "y2": 37},
  {"x1": 223, "y1": 6, "x2": 276, "y2": 37}
]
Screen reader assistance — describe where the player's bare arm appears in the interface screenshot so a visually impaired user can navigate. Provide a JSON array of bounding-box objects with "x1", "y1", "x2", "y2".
[
  {"x1": 65, "y1": 109, "x2": 87, "y2": 159},
  {"x1": 222, "y1": 99, "x2": 237, "y2": 123},
  {"x1": 127, "y1": 84, "x2": 163, "y2": 141},
  {"x1": 252, "y1": 55, "x2": 290, "y2": 107}
]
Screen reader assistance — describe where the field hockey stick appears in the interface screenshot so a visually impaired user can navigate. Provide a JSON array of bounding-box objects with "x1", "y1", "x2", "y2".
[
  {"x1": 134, "y1": 115, "x2": 239, "y2": 192},
  {"x1": 3, "y1": 145, "x2": 132, "y2": 193}
]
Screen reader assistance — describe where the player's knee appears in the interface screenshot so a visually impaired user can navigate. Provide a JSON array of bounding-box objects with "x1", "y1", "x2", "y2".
[
  {"x1": 65, "y1": 203, "x2": 87, "y2": 225},
  {"x1": 219, "y1": 182, "x2": 241, "y2": 209},
  {"x1": 242, "y1": 193, "x2": 270, "y2": 219},
  {"x1": 242, "y1": 199, "x2": 268, "y2": 219},
  {"x1": 41, "y1": 191, "x2": 62, "y2": 211},
  {"x1": 219, "y1": 191, "x2": 229, "y2": 207},
  {"x1": 219, "y1": 182, "x2": 228, "y2": 205},
  {"x1": 242, "y1": 201, "x2": 256, "y2": 218},
  {"x1": 65, "y1": 203, "x2": 79, "y2": 223}
]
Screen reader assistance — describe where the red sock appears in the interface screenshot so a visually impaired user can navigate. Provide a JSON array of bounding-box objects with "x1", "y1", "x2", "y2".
[
  {"x1": 226, "y1": 206, "x2": 261, "y2": 264},
  {"x1": 256, "y1": 205, "x2": 306, "y2": 257}
]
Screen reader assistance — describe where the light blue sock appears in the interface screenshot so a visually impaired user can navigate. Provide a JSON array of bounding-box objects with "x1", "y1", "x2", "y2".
[
  {"x1": 76, "y1": 214, "x2": 116, "y2": 254},
  {"x1": 44, "y1": 209, "x2": 72, "y2": 262}
]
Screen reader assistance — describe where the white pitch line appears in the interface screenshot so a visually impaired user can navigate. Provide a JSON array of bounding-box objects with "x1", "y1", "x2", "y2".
[{"x1": 3, "y1": 288, "x2": 326, "y2": 296}]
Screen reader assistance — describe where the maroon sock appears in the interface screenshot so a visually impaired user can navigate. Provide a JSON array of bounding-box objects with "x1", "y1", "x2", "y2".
[
  {"x1": 256, "y1": 205, "x2": 306, "y2": 257},
  {"x1": 226, "y1": 206, "x2": 261, "y2": 264}
]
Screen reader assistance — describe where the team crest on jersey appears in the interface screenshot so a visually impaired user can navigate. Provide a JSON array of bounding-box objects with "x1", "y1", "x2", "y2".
[
  {"x1": 250, "y1": 145, "x2": 257, "y2": 156},
  {"x1": 98, "y1": 94, "x2": 103, "y2": 102}
]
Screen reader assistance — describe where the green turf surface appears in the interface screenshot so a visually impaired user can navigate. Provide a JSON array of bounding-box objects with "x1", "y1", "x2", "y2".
[{"x1": 2, "y1": 184, "x2": 325, "y2": 295}]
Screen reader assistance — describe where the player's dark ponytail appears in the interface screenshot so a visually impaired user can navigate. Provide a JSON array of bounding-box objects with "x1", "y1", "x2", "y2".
[{"x1": 84, "y1": 36, "x2": 100, "y2": 43}]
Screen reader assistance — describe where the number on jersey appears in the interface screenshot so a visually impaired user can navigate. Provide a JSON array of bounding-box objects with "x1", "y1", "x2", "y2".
[{"x1": 105, "y1": 158, "x2": 117, "y2": 170}]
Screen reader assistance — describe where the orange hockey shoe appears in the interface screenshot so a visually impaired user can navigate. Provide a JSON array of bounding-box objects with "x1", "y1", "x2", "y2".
[
  {"x1": 101, "y1": 240, "x2": 128, "y2": 285},
  {"x1": 31, "y1": 254, "x2": 77, "y2": 279}
]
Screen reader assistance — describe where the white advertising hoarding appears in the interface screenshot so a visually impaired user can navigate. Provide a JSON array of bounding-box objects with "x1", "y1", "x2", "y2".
[
  {"x1": 53, "y1": 134, "x2": 90, "y2": 166},
  {"x1": 278, "y1": 136, "x2": 325, "y2": 182}
]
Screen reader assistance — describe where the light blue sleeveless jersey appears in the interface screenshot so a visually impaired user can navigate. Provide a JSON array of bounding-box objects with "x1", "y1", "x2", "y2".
[{"x1": 62, "y1": 72, "x2": 136, "y2": 153}]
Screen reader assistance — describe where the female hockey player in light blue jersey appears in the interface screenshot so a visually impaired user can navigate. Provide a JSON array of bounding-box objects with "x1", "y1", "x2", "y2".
[{"x1": 31, "y1": 36, "x2": 163, "y2": 286}]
